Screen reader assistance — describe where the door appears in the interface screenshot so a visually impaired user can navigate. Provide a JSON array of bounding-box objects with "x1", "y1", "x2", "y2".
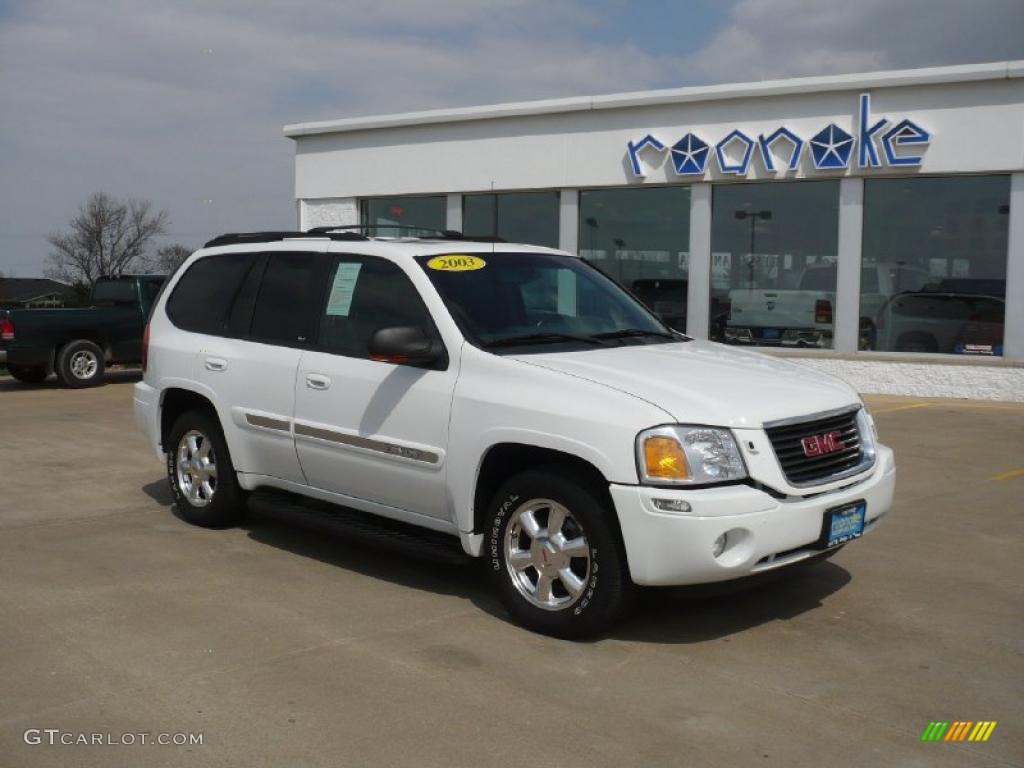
[
  {"x1": 175, "y1": 248, "x2": 324, "y2": 484},
  {"x1": 293, "y1": 254, "x2": 457, "y2": 519}
]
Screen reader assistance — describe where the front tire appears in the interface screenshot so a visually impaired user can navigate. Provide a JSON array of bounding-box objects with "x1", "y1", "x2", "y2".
[
  {"x1": 167, "y1": 409, "x2": 243, "y2": 528},
  {"x1": 56, "y1": 339, "x2": 105, "y2": 388},
  {"x1": 485, "y1": 468, "x2": 632, "y2": 639},
  {"x1": 7, "y1": 365, "x2": 48, "y2": 384}
]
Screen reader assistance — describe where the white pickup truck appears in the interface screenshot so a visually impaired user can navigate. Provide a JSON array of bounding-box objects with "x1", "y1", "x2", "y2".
[
  {"x1": 725, "y1": 262, "x2": 929, "y2": 348},
  {"x1": 135, "y1": 230, "x2": 895, "y2": 638}
]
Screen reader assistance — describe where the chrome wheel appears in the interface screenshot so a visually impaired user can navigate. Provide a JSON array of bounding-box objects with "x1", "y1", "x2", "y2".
[
  {"x1": 176, "y1": 430, "x2": 218, "y2": 507},
  {"x1": 69, "y1": 349, "x2": 98, "y2": 380},
  {"x1": 504, "y1": 498, "x2": 591, "y2": 611}
]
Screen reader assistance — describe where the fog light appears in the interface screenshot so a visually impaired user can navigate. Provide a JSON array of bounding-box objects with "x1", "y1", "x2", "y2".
[
  {"x1": 712, "y1": 533, "x2": 728, "y2": 558},
  {"x1": 652, "y1": 498, "x2": 691, "y2": 513}
]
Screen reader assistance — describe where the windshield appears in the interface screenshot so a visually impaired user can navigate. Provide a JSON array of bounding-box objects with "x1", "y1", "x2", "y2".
[{"x1": 416, "y1": 251, "x2": 678, "y2": 351}]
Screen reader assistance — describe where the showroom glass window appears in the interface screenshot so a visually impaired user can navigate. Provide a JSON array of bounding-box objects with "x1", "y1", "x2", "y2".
[
  {"x1": 862, "y1": 175, "x2": 1010, "y2": 355},
  {"x1": 711, "y1": 180, "x2": 839, "y2": 348},
  {"x1": 361, "y1": 196, "x2": 446, "y2": 236},
  {"x1": 463, "y1": 191, "x2": 560, "y2": 248},
  {"x1": 578, "y1": 187, "x2": 691, "y2": 332}
]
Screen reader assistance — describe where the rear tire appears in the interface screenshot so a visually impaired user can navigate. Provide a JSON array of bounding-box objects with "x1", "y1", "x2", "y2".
[
  {"x1": 7, "y1": 365, "x2": 47, "y2": 384},
  {"x1": 56, "y1": 339, "x2": 105, "y2": 388},
  {"x1": 167, "y1": 409, "x2": 243, "y2": 528},
  {"x1": 485, "y1": 468, "x2": 633, "y2": 639}
]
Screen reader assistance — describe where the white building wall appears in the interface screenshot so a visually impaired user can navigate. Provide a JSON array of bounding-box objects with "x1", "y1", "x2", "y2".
[
  {"x1": 298, "y1": 197, "x2": 358, "y2": 231},
  {"x1": 292, "y1": 78, "x2": 1024, "y2": 200},
  {"x1": 1004, "y1": 173, "x2": 1024, "y2": 359}
]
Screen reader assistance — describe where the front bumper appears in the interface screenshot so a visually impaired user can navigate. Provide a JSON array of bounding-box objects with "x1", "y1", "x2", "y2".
[{"x1": 610, "y1": 444, "x2": 895, "y2": 586}]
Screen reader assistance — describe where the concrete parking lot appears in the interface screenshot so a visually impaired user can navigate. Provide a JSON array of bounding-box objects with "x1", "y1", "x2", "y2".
[{"x1": 0, "y1": 374, "x2": 1021, "y2": 768}]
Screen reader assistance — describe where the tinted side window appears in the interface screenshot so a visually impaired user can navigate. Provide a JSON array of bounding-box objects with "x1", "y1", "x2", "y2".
[
  {"x1": 318, "y1": 256, "x2": 435, "y2": 358},
  {"x1": 166, "y1": 253, "x2": 257, "y2": 334},
  {"x1": 226, "y1": 255, "x2": 268, "y2": 337},
  {"x1": 250, "y1": 252, "x2": 318, "y2": 344}
]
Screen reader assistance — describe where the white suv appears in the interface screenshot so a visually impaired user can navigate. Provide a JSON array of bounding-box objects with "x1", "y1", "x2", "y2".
[{"x1": 134, "y1": 230, "x2": 895, "y2": 638}]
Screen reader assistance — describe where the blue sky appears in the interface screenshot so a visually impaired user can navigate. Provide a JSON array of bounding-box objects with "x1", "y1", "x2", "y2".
[{"x1": 0, "y1": 0, "x2": 1022, "y2": 278}]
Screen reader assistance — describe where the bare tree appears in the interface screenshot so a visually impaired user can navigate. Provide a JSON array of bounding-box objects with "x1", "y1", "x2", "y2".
[
  {"x1": 45, "y1": 192, "x2": 169, "y2": 285},
  {"x1": 142, "y1": 244, "x2": 192, "y2": 275}
]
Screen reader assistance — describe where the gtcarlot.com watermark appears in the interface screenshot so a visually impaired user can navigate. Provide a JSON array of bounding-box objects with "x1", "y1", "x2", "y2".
[{"x1": 24, "y1": 729, "x2": 203, "y2": 747}]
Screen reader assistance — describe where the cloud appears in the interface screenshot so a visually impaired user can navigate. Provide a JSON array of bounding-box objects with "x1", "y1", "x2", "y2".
[
  {"x1": 685, "y1": 0, "x2": 1024, "y2": 82},
  {"x1": 0, "y1": 0, "x2": 1021, "y2": 276},
  {"x1": 0, "y1": 0, "x2": 681, "y2": 275}
]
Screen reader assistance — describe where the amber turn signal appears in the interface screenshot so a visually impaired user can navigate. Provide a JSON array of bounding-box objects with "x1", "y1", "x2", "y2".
[{"x1": 643, "y1": 436, "x2": 691, "y2": 481}]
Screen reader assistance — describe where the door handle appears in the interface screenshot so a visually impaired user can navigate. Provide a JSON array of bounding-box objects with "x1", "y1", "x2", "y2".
[
  {"x1": 306, "y1": 373, "x2": 331, "y2": 390},
  {"x1": 205, "y1": 357, "x2": 228, "y2": 372}
]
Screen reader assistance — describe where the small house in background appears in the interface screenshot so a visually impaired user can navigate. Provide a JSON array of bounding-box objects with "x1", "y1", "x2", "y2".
[{"x1": 0, "y1": 278, "x2": 75, "y2": 308}]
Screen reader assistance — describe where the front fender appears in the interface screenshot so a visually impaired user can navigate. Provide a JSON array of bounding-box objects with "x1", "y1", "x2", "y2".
[{"x1": 446, "y1": 346, "x2": 671, "y2": 535}]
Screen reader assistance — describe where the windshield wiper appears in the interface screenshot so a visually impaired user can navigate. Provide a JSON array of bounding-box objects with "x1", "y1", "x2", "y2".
[
  {"x1": 483, "y1": 332, "x2": 607, "y2": 349},
  {"x1": 592, "y1": 328, "x2": 678, "y2": 341}
]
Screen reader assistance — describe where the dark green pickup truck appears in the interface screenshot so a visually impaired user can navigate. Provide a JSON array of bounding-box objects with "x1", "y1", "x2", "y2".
[{"x1": 1, "y1": 275, "x2": 166, "y2": 388}]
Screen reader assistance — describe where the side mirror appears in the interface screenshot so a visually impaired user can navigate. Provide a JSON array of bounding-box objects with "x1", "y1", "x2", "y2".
[{"x1": 368, "y1": 326, "x2": 445, "y2": 368}]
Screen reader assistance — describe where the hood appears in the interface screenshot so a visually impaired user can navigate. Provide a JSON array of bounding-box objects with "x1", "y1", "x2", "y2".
[{"x1": 511, "y1": 340, "x2": 859, "y2": 429}]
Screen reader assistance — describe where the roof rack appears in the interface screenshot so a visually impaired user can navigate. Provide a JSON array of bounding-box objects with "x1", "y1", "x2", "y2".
[
  {"x1": 307, "y1": 224, "x2": 444, "y2": 236},
  {"x1": 203, "y1": 227, "x2": 506, "y2": 249},
  {"x1": 308, "y1": 224, "x2": 506, "y2": 242},
  {"x1": 204, "y1": 231, "x2": 370, "y2": 248}
]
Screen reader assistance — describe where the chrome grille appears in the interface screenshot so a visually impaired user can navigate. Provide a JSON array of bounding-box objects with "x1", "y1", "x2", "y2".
[{"x1": 765, "y1": 408, "x2": 866, "y2": 487}]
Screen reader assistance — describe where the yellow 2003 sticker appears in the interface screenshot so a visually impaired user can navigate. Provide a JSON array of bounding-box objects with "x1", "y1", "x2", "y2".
[{"x1": 427, "y1": 255, "x2": 487, "y2": 272}]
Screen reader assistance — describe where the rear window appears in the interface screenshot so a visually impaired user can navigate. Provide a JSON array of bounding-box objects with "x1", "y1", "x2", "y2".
[
  {"x1": 92, "y1": 280, "x2": 138, "y2": 305},
  {"x1": 892, "y1": 294, "x2": 973, "y2": 320},
  {"x1": 798, "y1": 267, "x2": 836, "y2": 292},
  {"x1": 166, "y1": 253, "x2": 259, "y2": 335}
]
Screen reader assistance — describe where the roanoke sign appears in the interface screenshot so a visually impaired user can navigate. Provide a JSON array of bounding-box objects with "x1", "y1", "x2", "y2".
[{"x1": 626, "y1": 93, "x2": 930, "y2": 178}]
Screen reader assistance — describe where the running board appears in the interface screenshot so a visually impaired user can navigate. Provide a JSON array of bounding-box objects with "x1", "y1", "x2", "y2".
[{"x1": 247, "y1": 489, "x2": 471, "y2": 566}]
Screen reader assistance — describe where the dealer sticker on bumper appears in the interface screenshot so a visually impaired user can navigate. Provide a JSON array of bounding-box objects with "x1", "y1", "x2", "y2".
[{"x1": 823, "y1": 501, "x2": 866, "y2": 548}]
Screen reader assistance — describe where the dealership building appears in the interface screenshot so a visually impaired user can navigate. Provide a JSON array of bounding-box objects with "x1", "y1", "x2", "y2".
[{"x1": 285, "y1": 61, "x2": 1024, "y2": 400}]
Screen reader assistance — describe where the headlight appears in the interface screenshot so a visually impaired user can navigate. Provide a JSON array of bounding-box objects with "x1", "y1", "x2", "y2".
[
  {"x1": 856, "y1": 407, "x2": 878, "y2": 460},
  {"x1": 636, "y1": 425, "x2": 747, "y2": 485},
  {"x1": 858, "y1": 398, "x2": 879, "y2": 441}
]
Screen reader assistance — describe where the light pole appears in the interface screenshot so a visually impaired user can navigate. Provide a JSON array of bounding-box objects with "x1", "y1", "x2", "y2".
[
  {"x1": 584, "y1": 216, "x2": 599, "y2": 258},
  {"x1": 612, "y1": 238, "x2": 626, "y2": 283},
  {"x1": 734, "y1": 209, "x2": 772, "y2": 288}
]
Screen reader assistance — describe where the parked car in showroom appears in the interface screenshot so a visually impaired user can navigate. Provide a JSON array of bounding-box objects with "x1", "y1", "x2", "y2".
[
  {"x1": 1, "y1": 274, "x2": 166, "y2": 387},
  {"x1": 953, "y1": 296, "x2": 1005, "y2": 356},
  {"x1": 875, "y1": 291, "x2": 1005, "y2": 354},
  {"x1": 725, "y1": 261, "x2": 929, "y2": 349},
  {"x1": 134, "y1": 229, "x2": 895, "y2": 638}
]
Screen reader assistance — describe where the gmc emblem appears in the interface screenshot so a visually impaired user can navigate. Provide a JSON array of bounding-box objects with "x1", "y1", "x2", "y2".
[{"x1": 801, "y1": 430, "x2": 845, "y2": 457}]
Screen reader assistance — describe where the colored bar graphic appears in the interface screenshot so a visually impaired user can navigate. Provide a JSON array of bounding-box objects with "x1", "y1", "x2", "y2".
[
  {"x1": 944, "y1": 721, "x2": 972, "y2": 741},
  {"x1": 969, "y1": 722, "x2": 997, "y2": 742},
  {"x1": 922, "y1": 721, "x2": 996, "y2": 742}
]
